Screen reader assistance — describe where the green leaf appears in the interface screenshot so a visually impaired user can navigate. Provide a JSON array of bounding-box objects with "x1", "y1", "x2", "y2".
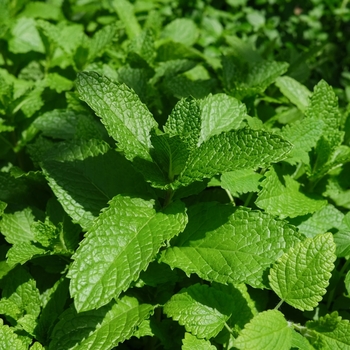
[
  {"x1": 275, "y1": 76, "x2": 312, "y2": 112},
  {"x1": 20, "y1": 1, "x2": 63, "y2": 21},
  {"x1": 164, "y1": 283, "x2": 241, "y2": 339},
  {"x1": 76, "y1": 71, "x2": 157, "y2": 162},
  {"x1": 256, "y1": 166, "x2": 327, "y2": 219},
  {"x1": 68, "y1": 196, "x2": 187, "y2": 311},
  {"x1": 42, "y1": 139, "x2": 150, "y2": 230},
  {"x1": 0, "y1": 319, "x2": 27, "y2": 350},
  {"x1": 198, "y1": 93, "x2": 248, "y2": 144},
  {"x1": 6, "y1": 242, "x2": 48, "y2": 267},
  {"x1": 9, "y1": 17, "x2": 44, "y2": 53},
  {"x1": 305, "y1": 312, "x2": 350, "y2": 349},
  {"x1": 182, "y1": 333, "x2": 216, "y2": 349},
  {"x1": 345, "y1": 271, "x2": 350, "y2": 296},
  {"x1": 175, "y1": 128, "x2": 292, "y2": 188},
  {"x1": 297, "y1": 204, "x2": 344, "y2": 238},
  {"x1": 161, "y1": 18, "x2": 199, "y2": 46},
  {"x1": 88, "y1": 24, "x2": 117, "y2": 62},
  {"x1": 234, "y1": 310, "x2": 292, "y2": 350},
  {"x1": 280, "y1": 118, "x2": 325, "y2": 165},
  {"x1": 160, "y1": 203, "x2": 301, "y2": 288},
  {"x1": 269, "y1": 233, "x2": 336, "y2": 311},
  {"x1": 220, "y1": 169, "x2": 263, "y2": 196},
  {"x1": 49, "y1": 296, "x2": 154, "y2": 350},
  {"x1": 164, "y1": 97, "x2": 201, "y2": 151}
]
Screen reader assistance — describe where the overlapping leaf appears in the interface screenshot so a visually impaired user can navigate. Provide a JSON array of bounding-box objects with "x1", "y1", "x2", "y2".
[{"x1": 68, "y1": 196, "x2": 187, "y2": 311}]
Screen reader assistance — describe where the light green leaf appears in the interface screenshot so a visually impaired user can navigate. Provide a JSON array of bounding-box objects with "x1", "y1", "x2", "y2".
[
  {"x1": 182, "y1": 333, "x2": 216, "y2": 349},
  {"x1": 297, "y1": 204, "x2": 344, "y2": 238},
  {"x1": 20, "y1": 1, "x2": 62, "y2": 20},
  {"x1": 110, "y1": 0, "x2": 141, "y2": 39},
  {"x1": 68, "y1": 196, "x2": 187, "y2": 311},
  {"x1": 160, "y1": 202, "x2": 301, "y2": 288},
  {"x1": 42, "y1": 139, "x2": 150, "y2": 230},
  {"x1": 164, "y1": 97, "x2": 201, "y2": 151},
  {"x1": 9, "y1": 17, "x2": 44, "y2": 53},
  {"x1": 30, "y1": 342, "x2": 44, "y2": 350},
  {"x1": 88, "y1": 24, "x2": 117, "y2": 62},
  {"x1": 0, "y1": 319, "x2": 27, "y2": 350},
  {"x1": 176, "y1": 128, "x2": 292, "y2": 188},
  {"x1": 6, "y1": 242, "x2": 48, "y2": 267},
  {"x1": 275, "y1": 76, "x2": 312, "y2": 112},
  {"x1": 128, "y1": 29, "x2": 155, "y2": 65},
  {"x1": 291, "y1": 330, "x2": 315, "y2": 350},
  {"x1": 76, "y1": 71, "x2": 157, "y2": 162},
  {"x1": 198, "y1": 93, "x2": 248, "y2": 144},
  {"x1": 164, "y1": 284, "x2": 237, "y2": 339},
  {"x1": 220, "y1": 169, "x2": 263, "y2": 196},
  {"x1": 234, "y1": 310, "x2": 292, "y2": 350},
  {"x1": 345, "y1": 271, "x2": 350, "y2": 295},
  {"x1": 161, "y1": 18, "x2": 199, "y2": 46},
  {"x1": 44, "y1": 73, "x2": 73, "y2": 93},
  {"x1": 269, "y1": 233, "x2": 336, "y2": 311},
  {"x1": 280, "y1": 118, "x2": 325, "y2": 165},
  {"x1": 306, "y1": 312, "x2": 350, "y2": 349},
  {"x1": 256, "y1": 166, "x2": 327, "y2": 219},
  {"x1": 49, "y1": 296, "x2": 154, "y2": 350}
]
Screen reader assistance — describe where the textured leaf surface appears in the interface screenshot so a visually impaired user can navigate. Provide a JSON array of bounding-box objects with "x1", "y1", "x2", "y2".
[
  {"x1": 0, "y1": 320, "x2": 27, "y2": 350},
  {"x1": 275, "y1": 76, "x2": 312, "y2": 112},
  {"x1": 160, "y1": 202, "x2": 301, "y2": 288},
  {"x1": 164, "y1": 284, "x2": 238, "y2": 339},
  {"x1": 49, "y1": 296, "x2": 153, "y2": 350},
  {"x1": 68, "y1": 196, "x2": 187, "y2": 311},
  {"x1": 234, "y1": 310, "x2": 292, "y2": 350},
  {"x1": 220, "y1": 169, "x2": 263, "y2": 196},
  {"x1": 6, "y1": 242, "x2": 48, "y2": 267},
  {"x1": 306, "y1": 312, "x2": 350, "y2": 349},
  {"x1": 198, "y1": 93, "x2": 248, "y2": 144},
  {"x1": 256, "y1": 166, "x2": 327, "y2": 218},
  {"x1": 269, "y1": 233, "x2": 336, "y2": 311},
  {"x1": 42, "y1": 139, "x2": 149, "y2": 230},
  {"x1": 176, "y1": 128, "x2": 292, "y2": 187},
  {"x1": 182, "y1": 333, "x2": 216, "y2": 349},
  {"x1": 76, "y1": 71, "x2": 157, "y2": 161}
]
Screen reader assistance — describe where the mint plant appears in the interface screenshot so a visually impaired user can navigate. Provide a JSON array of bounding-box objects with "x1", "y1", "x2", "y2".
[{"x1": 1, "y1": 1, "x2": 350, "y2": 349}]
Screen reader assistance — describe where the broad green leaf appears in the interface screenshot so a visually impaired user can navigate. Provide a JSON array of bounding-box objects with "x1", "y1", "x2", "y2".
[
  {"x1": 269, "y1": 233, "x2": 336, "y2": 311},
  {"x1": 42, "y1": 139, "x2": 150, "y2": 230},
  {"x1": 30, "y1": 343, "x2": 44, "y2": 350},
  {"x1": 297, "y1": 204, "x2": 344, "y2": 238},
  {"x1": 9, "y1": 17, "x2": 44, "y2": 53},
  {"x1": 291, "y1": 330, "x2": 315, "y2": 350},
  {"x1": 128, "y1": 29, "x2": 155, "y2": 65},
  {"x1": 68, "y1": 196, "x2": 187, "y2": 311},
  {"x1": 110, "y1": 0, "x2": 141, "y2": 39},
  {"x1": 88, "y1": 24, "x2": 117, "y2": 62},
  {"x1": 0, "y1": 319, "x2": 27, "y2": 350},
  {"x1": 161, "y1": 18, "x2": 199, "y2": 46},
  {"x1": 20, "y1": 1, "x2": 63, "y2": 20},
  {"x1": 160, "y1": 202, "x2": 301, "y2": 288},
  {"x1": 256, "y1": 166, "x2": 327, "y2": 219},
  {"x1": 275, "y1": 76, "x2": 312, "y2": 112},
  {"x1": 164, "y1": 284, "x2": 240, "y2": 339},
  {"x1": 198, "y1": 93, "x2": 248, "y2": 144},
  {"x1": 280, "y1": 118, "x2": 325, "y2": 165},
  {"x1": 164, "y1": 97, "x2": 201, "y2": 151},
  {"x1": 305, "y1": 312, "x2": 350, "y2": 349},
  {"x1": 220, "y1": 169, "x2": 263, "y2": 196},
  {"x1": 224, "y1": 36, "x2": 262, "y2": 63},
  {"x1": 49, "y1": 296, "x2": 154, "y2": 350},
  {"x1": 175, "y1": 128, "x2": 292, "y2": 188},
  {"x1": 182, "y1": 333, "x2": 216, "y2": 349},
  {"x1": 44, "y1": 73, "x2": 73, "y2": 93},
  {"x1": 234, "y1": 310, "x2": 292, "y2": 350},
  {"x1": 76, "y1": 71, "x2": 157, "y2": 162},
  {"x1": 6, "y1": 242, "x2": 48, "y2": 267}
]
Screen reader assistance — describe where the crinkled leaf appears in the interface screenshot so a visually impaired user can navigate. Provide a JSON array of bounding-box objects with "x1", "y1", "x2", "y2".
[
  {"x1": 256, "y1": 166, "x2": 327, "y2": 219},
  {"x1": 275, "y1": 76, "x2": 312, "y2": 112},
  {"x1": 41, "y1": 139, "x2": 150, "y2": 230},
  {"x1": 49, "y1": 296, "x2": 153, "y2": 350},
  {"x1": 198, "y1": 93, "x2": 248, "y2": 144},
  {"x1": 182, "y1": 333, "x2": 216, "y2": 349},
  {"x1": 75, "y1": 71, "x2": 157, "y2": 162},
  {"x1": 234, "y1": 310, "x2": 292, "y2": 350},
  {"x1": 6, "y1": 242, "x2": 48, "y2": 267},
  {"x1": 306, "y1": 312, "x2": 350, "y2": 349},
  {"x1": 0, "y1": 319, "x2": 27, "y2": 350},
  {"x1": 269, "y1": 233, "x2": 336, "y2": 311},
  {"x1": 160, "y1": 202, "x2": 301, "y2": 288},
  {"x1": 175, "y1": 128, "x2": 292, "y2": 188},
  {"x1": 68, "y1": 196, "x2": 187, "y2": 311},
  {"x1": 164, "y1": 284, "x2": 236, "y2": 339},
  {"x1": 220, "y1": 169, "x2": 263, "y2": 196},
  {"x1": 88, "y1": 24, "x2": 117, "y2": 62},
  {"x1": 281, "y1": 118, "x2": 325, "y2": 165}
]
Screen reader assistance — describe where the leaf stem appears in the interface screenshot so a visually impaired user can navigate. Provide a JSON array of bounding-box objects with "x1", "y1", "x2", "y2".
[
  {"x1": 274, "y1": 299, "x2": 284, "y2": 310},
  {"x1": 224, "y1": 322, "x2": 234, "y2": 334}
]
